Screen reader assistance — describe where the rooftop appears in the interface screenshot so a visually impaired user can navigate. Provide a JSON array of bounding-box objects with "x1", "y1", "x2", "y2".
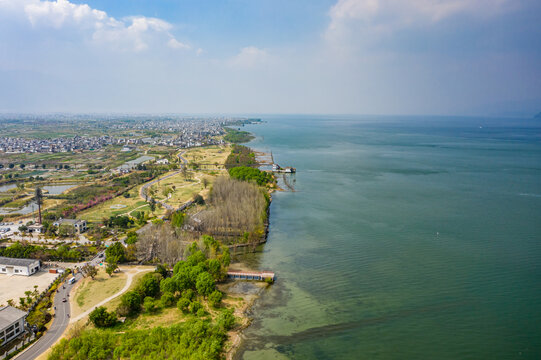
[
  {"x1": 0, "y1": 306, "x2": 27, "y2": 329},
  {"x1": 55, "y1": 219, "x2": 84, "y2": 225},
  {"x1": 0, "y1": 256, "x2": 39, "y2": 267}
]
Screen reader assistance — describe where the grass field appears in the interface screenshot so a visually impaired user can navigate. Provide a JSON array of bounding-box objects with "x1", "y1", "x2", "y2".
[
  {"x1": 103, "y1": 269, "x2": 151, "y2": 313},
  {"x1": 77, "y1": 185, "x2": 156, "y2": 223},
  {"x1": 75, "y1": 145, "x2": 231, "y2": 222},
  {"x1": 148, "y1": 145, "x2": 231, "y2": 206},
  {"x1": 182, "y1": 145, "x2": 231, "y2": 167},
  {"x1": 71, "y1": 268, "x2": 127, "y2": 318}
]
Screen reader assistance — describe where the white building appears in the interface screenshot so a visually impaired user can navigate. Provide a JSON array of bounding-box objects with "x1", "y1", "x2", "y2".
[
  {"x1": 53, "y1": 219, "x2": 87, "y2": 233},
  {"x1": 156, "y1": 158, "x2": 169, "y2": 165},
  {"x1": 0, "y1": 257, "x2": 40, "y2": 276},
  {"x1": 0, "y1": 306, "x2": 27, "y2": 345}
]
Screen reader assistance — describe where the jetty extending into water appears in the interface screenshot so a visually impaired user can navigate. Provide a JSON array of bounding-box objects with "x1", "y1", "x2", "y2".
[{"x1": 227, "y1": 270, "x2": 276, "y2": 282}]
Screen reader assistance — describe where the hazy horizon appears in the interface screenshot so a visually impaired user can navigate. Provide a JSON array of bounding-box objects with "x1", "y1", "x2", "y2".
[{"x1": 1, "y1": 0, "x2": 540, "y2": 116}]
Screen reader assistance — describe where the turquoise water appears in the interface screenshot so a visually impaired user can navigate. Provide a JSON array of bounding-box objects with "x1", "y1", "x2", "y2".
[{"x1": 235, "y1": 116, "x2": 541, "y2": 359}]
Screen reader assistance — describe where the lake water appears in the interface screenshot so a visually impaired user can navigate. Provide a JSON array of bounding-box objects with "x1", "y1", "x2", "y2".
[
  {"x1": 235, "y1": 115, "x2": 541, "y2": 360},
  {"x1": 0, "y1": 183, "x2": 77, "y2": 214},
  {"x1": 0, "y1": 183, "x2": 16, "y2": 192}
]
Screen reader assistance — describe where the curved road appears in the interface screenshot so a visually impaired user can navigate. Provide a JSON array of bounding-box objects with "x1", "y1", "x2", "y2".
[
  {"x1": 71, "y1": 268, "x2": 152, "y2": 323},
  {"x1": 15, "y1": 272, "x2": 82, "y2": 360},
  {"x1": 139, "y1": 150, "x2": 187, "y2": 211}
]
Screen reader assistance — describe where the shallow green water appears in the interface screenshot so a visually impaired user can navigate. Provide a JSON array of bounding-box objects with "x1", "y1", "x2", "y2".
[{"x1": 235, "y1": 115, "x2": 541, "y2": 359}]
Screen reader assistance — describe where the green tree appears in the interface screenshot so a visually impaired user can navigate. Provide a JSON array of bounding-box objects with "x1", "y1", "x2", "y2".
[
  {"x1": 170, "y1": 212, "x2": 185, "y2": 228},
  {"x1": 160, "y1": 292, "x2": 176, "y2": 308},
  {"x1": 136, "y1": 273, "x2": 162, "y2": 298},
  {"x1": 176, "y1": 297, "x2": 190, "y2": 313},
  {"x1": 189, "y1": 300, "x2": 202, "y2": 314},
  {"x1": 195, "y1": 272, "x2": 215, "y2": 297},
  {"x1": 216, "y1": 309, "x2": 236, "y2": 331},
  {"x1": 143, "y1": 296, "x2": 159, "y2": 313},
  {"x1": 81, "y1": 264, "x2": 98, "y2": 279},
  {"x1": 208, "y1": 290, "x2": 223, "y2": 308},
  {"x1": 105, "y1": 262, "x2": 118, "y2": 277},
  {"x1": 89, "y1": 306, "x2": 117, "y2": 328},
  {"x1": 193, "y1": 194, "x2": 205, "y2": 205},
  {"x1": 35, "y1": 186, "x2": 43, "y2": 224},
  {"x1": 155, "y1": 264, "x2": 169, "y2": 278},
  {"x1": 125, "y1": 231, "x2": 138, "y2": 245},
  {"x1": 105, "y1": 242, "x2": 126, "y2": 263},
  {"x1": 118, "y1": 291, "x2": 141, "y2": 315}
]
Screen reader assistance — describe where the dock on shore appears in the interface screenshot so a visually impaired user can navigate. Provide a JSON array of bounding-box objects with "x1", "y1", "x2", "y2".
[{"x1": 227, "y1": 270, "x2": 275, "y2": 282}]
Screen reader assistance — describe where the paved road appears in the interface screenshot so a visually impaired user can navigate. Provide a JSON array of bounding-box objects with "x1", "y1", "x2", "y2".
[
  {"x1": 14, "y1": 252, "x2": 105, "y2": 360},
  {"x1": 71, "y1": 267, "x2": 153, "y2": 323},
  {"x1": 15, "y1": 272, "x2": 82, "y2": 360}
]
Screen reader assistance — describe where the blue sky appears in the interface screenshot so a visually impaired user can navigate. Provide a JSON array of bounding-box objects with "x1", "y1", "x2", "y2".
[{"x1": 0, "y1": 0, "x2": 540, "y2": 115}]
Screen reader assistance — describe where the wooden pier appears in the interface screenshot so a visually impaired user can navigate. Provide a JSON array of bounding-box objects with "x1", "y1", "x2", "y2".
[{"x1": 227, "y1": 270, "x2": 275, "y2": 282}]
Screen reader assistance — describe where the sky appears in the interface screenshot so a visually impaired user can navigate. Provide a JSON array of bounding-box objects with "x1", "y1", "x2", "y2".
[{"x1": 0, "y1": 0, "x2": 540, "y2": 116}]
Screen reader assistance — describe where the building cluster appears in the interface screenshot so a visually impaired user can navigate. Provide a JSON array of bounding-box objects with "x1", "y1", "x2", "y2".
[
  {"x1": 0, "y1": 116, "x2": 242, "y2": 154},
  {"x1": 0, "y1": 136, "x2": 118, "y2": 154}
]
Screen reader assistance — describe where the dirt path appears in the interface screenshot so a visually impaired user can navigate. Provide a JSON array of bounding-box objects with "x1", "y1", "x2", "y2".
[{"x1": 70, "y1": 267, "x2": 153, "y2": 323}]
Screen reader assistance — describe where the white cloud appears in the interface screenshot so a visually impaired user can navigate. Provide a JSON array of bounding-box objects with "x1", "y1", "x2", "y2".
[
  {"x1": 229, "y1": 46, "x2": 267, "y2": 68},
  {"x1": 327, "y1": 0, "x2": 515, "y2": 41},
  {"x1": 167, "y1": 38, "x2": 190, "y2": 50},
  {"x1": 0, "y1": 0, "x2": 189, "y2": 52}
]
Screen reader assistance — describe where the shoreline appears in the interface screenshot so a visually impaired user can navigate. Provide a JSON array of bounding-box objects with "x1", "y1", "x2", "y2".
[{"x1": 224, "y1": 140, "x2": 275, "y2": 360}]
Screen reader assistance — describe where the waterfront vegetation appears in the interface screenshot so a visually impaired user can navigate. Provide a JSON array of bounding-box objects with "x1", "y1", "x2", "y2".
[
  {"x1": 189, "y1": 176, "x2": 270, "y2": 244},
  {"x1": 224, "y1": 145, "x2": 257, "y2": 169},
  {"x1": 48, "y1": 237, "x2": 236, "y2": 360},
  {"x1": 0, "y1": 118, "x2": 272, "y2": 360},
  {"x1": 223, "y1": 127, "x2": 254, "y2": 144},
  {"x1": 228, "y1": 166, "x2": 274, "y2": 186}
]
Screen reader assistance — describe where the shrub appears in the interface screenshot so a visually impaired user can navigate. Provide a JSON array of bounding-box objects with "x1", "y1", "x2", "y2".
[
  {"x1": 208, "y1": 290, "x2": 223, "y2": 308},
  {"x1": 160, "y1": 292, "x2": 176, "y2": 308},
  {"x1": 143, "y1": 297, "x2": 159, "y2": 313},
  {"x1": 89, "y1": 306, "x2": 117, "y2": 328},
  {"x1": 216, "y1": 309, "x2": 236, "y2": 331},
  {"x1": 118, "y1": 291, "x2": 141, "y2": 316},
  {"x1": 189, "y1": 301, "x2": 202, "y2": 314},
  {"x1": 177, "y1": 298, "x2": 190, "y2": 313}
]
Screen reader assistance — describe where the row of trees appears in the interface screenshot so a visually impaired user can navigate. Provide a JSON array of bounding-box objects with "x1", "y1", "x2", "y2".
[
  {"x1": 228, "y1": 166, "x2": 274, "y2": 186},
  {"x1": 0, "y1": 163, "x2": 70, "y2": 170},
  {"x1": 224, "y1": 144, "x2": 257, "y2": 169},
  {"x1": 49, "y1": 314, "x2": 235, "y2": 360},
  {"x1": 0, "y1": 242, "x2": 97, "y2": 262},
  {"x1": 192, "y1": 176, "x2": 269, "y2": 242}
]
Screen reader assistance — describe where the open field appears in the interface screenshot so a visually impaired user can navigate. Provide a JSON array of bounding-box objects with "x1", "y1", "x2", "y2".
[
  {"x1": 148, "y1": 145, "x2": 231, "y2": 206},
  {"x1": 148, "y1": 173, "x2": 205, "y2": 206},
  {"x1": 0, "y1": 271, "x2": 59, "y2": 306},
  {"x1": 103, "y1": 267, "x2": 153, "y2": 312},
  {"x1": 77, "y1": 185, "x2": 157, "y2": 222},
  {"x1": 71, "y1": 267, "x2": 127, "y2": 318},
  {"x1": 182, "y1": 145, "x2": 231, "y2": 167},
  {"x1": 0, "y1": 146, "x2": 142, "y2": 171}
]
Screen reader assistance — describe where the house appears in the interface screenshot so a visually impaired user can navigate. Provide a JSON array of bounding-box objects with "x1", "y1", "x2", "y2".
[
  {"x1": 27, "y1": 224, "x2": 44, "y2": 234},
  {"x1": 0, "y1": 306, "x2": 27, "y2": 346},
  {"x1": 156, "y1": 158, "x2": 169, "y2": 165},
  {"x1": 0, "y1": 257, "x2": 40, "y2": 276},
  {"x1": 53, "y1": 219, "x2": 87, "y2": 234}
]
